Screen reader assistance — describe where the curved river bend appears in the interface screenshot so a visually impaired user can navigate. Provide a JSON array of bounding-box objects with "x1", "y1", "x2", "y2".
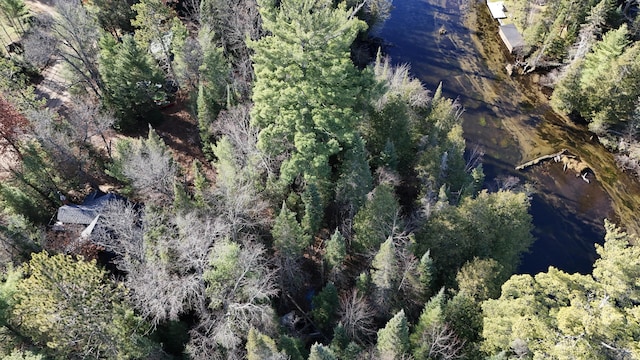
[{"x1": 376, "y1": 0, "x2": 640, "y2": 274}]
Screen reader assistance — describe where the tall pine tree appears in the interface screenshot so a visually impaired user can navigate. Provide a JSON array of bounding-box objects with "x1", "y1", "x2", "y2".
[{"x1": 250, "y1": 0, "x2": 368, "y2": 202}]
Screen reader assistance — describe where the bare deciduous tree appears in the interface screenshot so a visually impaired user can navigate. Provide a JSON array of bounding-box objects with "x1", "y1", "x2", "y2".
[
  {"x1": 65, "y1": 96, "x2": 116, "y2": 156},
  {"x1": 339, "y1": 289, "x2": 376, "y2": 344},
  {"x1": 420, "y1": 323, "x2": 465, "y2": 360},
  {"x1": 95, "y1": 201, "x2": 279, "y2": 358},
  {"x1": 113, "y1": 127, "x2": 177, "y2": 202},
  {"x1": 51, "y1": 0, "x2": 103, "y2": 97},
  {"x1": 21, "y1": 14, "x2": 57, "y2": 70}
]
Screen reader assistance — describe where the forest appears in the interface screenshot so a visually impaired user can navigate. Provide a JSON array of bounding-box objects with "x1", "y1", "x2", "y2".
[{"x1": 0, "y1": 0, "x2": 639, "y2": 359}]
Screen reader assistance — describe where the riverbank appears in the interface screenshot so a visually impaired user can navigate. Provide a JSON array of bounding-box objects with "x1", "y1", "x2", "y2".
[
  {"x1": 376, "y1": 0, "x2": 640, "y2": 274},
  {"x1": 464, "y1": 0, "x2": 640, "y2": 236}
]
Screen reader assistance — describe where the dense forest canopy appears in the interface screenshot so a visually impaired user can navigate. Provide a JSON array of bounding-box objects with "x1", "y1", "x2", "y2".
[{"x1": 0, "y1": 0, "x2": 638, "y2": 359}]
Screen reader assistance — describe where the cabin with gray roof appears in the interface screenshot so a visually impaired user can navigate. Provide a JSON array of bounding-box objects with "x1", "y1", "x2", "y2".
[
  {"x1": 56, "y1": 191, "x2": 121, "y2": 225},
  {"x1": 499, "y1": 24, "x2": 525, "y2": 53}
]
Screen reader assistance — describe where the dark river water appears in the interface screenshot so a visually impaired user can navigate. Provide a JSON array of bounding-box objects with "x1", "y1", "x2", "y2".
[{"x1": 376, "y1": 0, "x2": 640, "y2": 274}]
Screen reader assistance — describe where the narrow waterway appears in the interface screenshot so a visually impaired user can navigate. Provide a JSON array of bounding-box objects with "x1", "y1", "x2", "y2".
[{"x1": 376, "y1": 0, "x2": 640, "y2": 274}]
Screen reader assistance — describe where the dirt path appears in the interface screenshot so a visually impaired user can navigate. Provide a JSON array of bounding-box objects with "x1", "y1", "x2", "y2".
[{"x1": 155, "y1": 103, "x2": 217, "y2": 184}]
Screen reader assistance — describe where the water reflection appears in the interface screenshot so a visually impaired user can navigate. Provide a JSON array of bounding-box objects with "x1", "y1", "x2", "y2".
[{"x1": 375, "y1": 0, "x2": 639, "y2": 274}]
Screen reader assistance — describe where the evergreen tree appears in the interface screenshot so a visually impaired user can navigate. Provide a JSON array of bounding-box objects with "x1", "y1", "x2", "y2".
[
  {"x1": 250, "y1": 0, "x2": 369, "y2": 201},
  {"x1": 418, "y1": 190, "x2": 533, "y2": 287},
  {"x1": 0, "y1": 266, "x2": 23, "y2": 357},
  {"x1": 411, "y1": 289, "x2": 446, "y2": 347},
  {"x1": 272, "y1": 202, "x2": 308, "y2": 257},
  {"x1": 376, "y1": 309, "x2": 410, "y2": 360},
  {"x1": 482, "y1": 221, "x2": 640, "y2": 359},
  {"x1": 131, "y1": 0, "x2": 186, "y2": 85},
  {"x1": 197, "y1": 25, "x2": 230, "y2": 149},
  {"x1": 335, "y1": 135, "x2": 373, "y2": 215},
  {"x1": 308, "y1": 343, "x2": 337, "y2": 360},
  {"x1": 301, "y1": 181, "x2": 323, "y2": 237},
  {"x1": 246, "y1": 327, "x2": 285, "y2": 360},
  {"x1": 311, "y1": 282, "x2": 339, "y2": 332},
  {"x1": 456, "y1": 257, "x2": 503, "y2": 301},
  {"x1": 415, "y1": 83, "x2": 471, "y2": 198},
  {"x1": 329, "y1": 323, "x2": 362, "y2": 359},
  {"x1": 418, "y1": 250, "x2": 434, "y2": 291},
  {"x1": 279, "y1": 335, "x2": 306, "y2": 360},
  {"x1": 371, "y1": 237, "x2": 397, "y2": 314},
  {"x1": 10, "y1": 252, "x2": 152, "y2": 358},
  {"x1": 88, "y1": 0, "x2": 135, "y2": 37},
  {"x1": 99, "y1": 34, "x2": 166, "y2": 130},
  {"x1": 352, "y1": 183, "x2": 402, "y2": 253},
  {"x1": 325, "y1": 229, "x2": 346, "y2": 272}
]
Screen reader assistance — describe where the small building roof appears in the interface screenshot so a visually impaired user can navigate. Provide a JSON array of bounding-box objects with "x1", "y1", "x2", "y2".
[
  {"x1": 487, "y1": 1, "x2": 507, "y2": 19},
  {"x1": 57, "y1": 192, "x2": 122, "y2": 225},
  {"x1": 499, "y1": 24, "x2": 525, "y2": 53}
]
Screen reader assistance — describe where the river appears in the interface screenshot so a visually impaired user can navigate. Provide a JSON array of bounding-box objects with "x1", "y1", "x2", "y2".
[{"x1": 375, "y1": 0, "x2": 640, "y2": 274}]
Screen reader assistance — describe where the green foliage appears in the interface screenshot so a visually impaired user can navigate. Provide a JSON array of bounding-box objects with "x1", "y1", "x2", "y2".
[
  {"x1": 312, "y1": 283, "x2": 339, "y2": 332},
  {"x1": 11, "y1": 252, "x2": 151, "y2": 359},
  {"x1": 0, "y1": 140, "x2": 66, "y2": 224},
  {"x1": 352, "y1": 183, "x2": 401, "y2": 253},
  {"x1": 507, "y1": 0, "x2": 602, "y2": 60},
  {"x1": 553, "y1": 25, "x2": 640, "y2": 134},
  {"x1": 272, "y1": 202, "x2": 308, "y2": 257},
  {"x1": 418, "y1": 250, "x2": 434, "y2": 291},
  {"x1": 131, "y1": 0, "x2": 185, "y2": 84},
  {"x1": 279, "y1": 335, "x2": 306, "y2": 360},
  {"x1": 325, "y1": 229, "x2": 346, "y2": 271},
  {"x1": 99, "y1": 34, "x2": 166, "y2": 130},
  {"x1": 329, "y1": 323, "x2": 362, "y2": 359},
  {"x1": 308, "y1": 342, "x2": 337, "y2": 360},
  {"x1": 204, "y1": 239, "x2": 242, "y2": 311},
  {"x1": 366, "y1": 100, "x2": 413, "y2": 171},
  {"x1": 301, "y1": 181, "x2": 323, "y2": 237},
  {"x1": 482, "y1": 220, "x2": 640, "y2": 359},
  {"x1": 1, "y1": 349, "x2": 44, "y2": 360},
  {"x1": 0, "y1": 57, "x2": 40, "y2": 111},
  {"x1": 376, "y1": 309, "x2": 410, "y2": 360},
  {"x1": 366, "y1": 55, "x2": 429, "y2": 173},
  {"x1": 335, "y1": 136, "x2": 373, "y2": 214},
  {"x1": 246, "y1": 327, "x2": 283, "y2": 360},
  {"x1": 444, "y1": 293, "x2": 483, "y2": 349},
  {"x1": 0, "y1": 265, "x2": 20, "y2": 326},
  {"x1": 592, "y1": 220, "x2": 640, "y2": 306},
  {"x1": 456, "y1": 257, "x2": 504, "y2": 301},
  {"x1": 417, "y1": 190, "x2": 533, "y2": 287},
  {"x1": 371, "y1": 237, "x2": 397, "y2": 314},
  {"x1": 172, "y1": 180, "x2": 192, "y2": 212},
  {"x1": 250, "y1": 0, "x2": 369, "y2": 200},
  {"x1": 192, "y1": 160, "x2": 209, "y2": 208},
  {"x1": 197, "y1": 27, "x2": 230, "y2": 149},
  {"x1": 87, "y1": 0, "x2": 134, "y2": 35},
  {"x1": 416, "y1": 83, "x2": 473, "y2": 197},
  {"x1": 551, "y1": 59, "x2": 585, "y2": 115},
  {"x1": 410, "y1": 288, "x2": 446, "y2": 352},
  {"x1": 0, "y1": 212, "x2": 41, "y2": 265}
]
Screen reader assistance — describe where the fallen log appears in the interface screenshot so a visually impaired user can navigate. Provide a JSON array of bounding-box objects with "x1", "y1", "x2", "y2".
[{"x1": 516, "y1": 149, "x2": 567, "y2": 170}]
